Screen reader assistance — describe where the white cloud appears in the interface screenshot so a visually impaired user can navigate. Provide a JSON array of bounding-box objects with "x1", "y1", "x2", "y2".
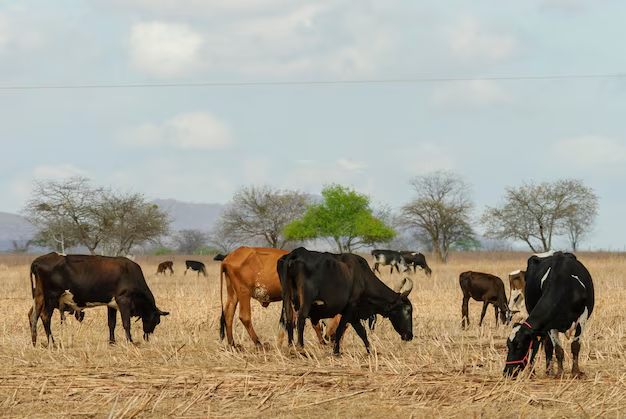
[
  {"x1": 443, "y1": 16, "x2": 517, "y2": 62},
  {"x1": 431, "y1": 80, "x2": 512, "y2": 108},
  {"x1": 129, "y1": 21, "x2": 204, "y2": 77},
  {"x1": 552, "y1": 136, "x2": 626, "y2": 173},
  {"x1": 337, "y1": 158, "x2": 367, "y2": 172},
  {"x1": 32, "y1": 164, "x2": 87, "y2": 180},
  {"x1": 120, "y1": 111, "x2": 234, "y2": 150}
]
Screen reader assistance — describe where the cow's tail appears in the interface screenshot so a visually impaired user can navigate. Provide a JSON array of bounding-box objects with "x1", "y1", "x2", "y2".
[
  {"x1": 202, "y1": 265, "x2": 208, "y2": 277},
  {"x1": 219, "y1": 264, "x2": 226, "y2": 341},
  {"x1": 29, "y1": 262, "x2": 39, "y2": 345},
  {"x1": 279, "y1": 256, "x2": 295, "y2": 339}
]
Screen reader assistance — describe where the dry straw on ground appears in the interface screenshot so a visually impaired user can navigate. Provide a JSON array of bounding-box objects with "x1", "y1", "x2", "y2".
[{"x1": 0, "y1": 252, "x2": 624, "y2": 418}]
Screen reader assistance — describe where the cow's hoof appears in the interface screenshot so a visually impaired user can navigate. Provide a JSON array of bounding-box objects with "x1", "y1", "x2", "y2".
[{"x1": 571, "y1": 371, "x2": 584, "y2": 379}]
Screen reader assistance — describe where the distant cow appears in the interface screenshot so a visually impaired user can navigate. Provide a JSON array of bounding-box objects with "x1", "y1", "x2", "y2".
[
  {"x1": 401, "y1": 251, "x2": 432, "y2": 276},
  {"x1": 213, "y1": 254, "x2": 228, "y2": 261},
  {"x1": 460, "y1": 271, "x2": 510, "y2": 328},
  {"x1": 156, "y1": 261, "x2": 174, "y2": 276},
  {"x1": 29, "y1": 253, "x2": 169, "y2": 346},
  {"x1": 507, "y1": 269, "x2": 526, "y2": 322},
  {"x1": 279, "y1": 248, "x2": 414, "y2": 355},
  {"x1": 504, "y1": 251, "x2": 594, "y2": 378},
  {"x1": 184, "y1": 260, "x2": 207, "y2": 277},
  {"x1": 371, "y1": 249, "x2": 410, "y2": 274}
]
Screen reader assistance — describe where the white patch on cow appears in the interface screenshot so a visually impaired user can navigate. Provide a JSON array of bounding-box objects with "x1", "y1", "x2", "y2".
[
  {"x1": 58, "y1": 290, "x2": 118, "y2": 311},
  {"x1": 411, "y1": 252, "x2": 417, "y2": 256},
  {"x1": 55, "y1": 252, "x2": 67, "y2": 257},
  {"x1": 572, "y1": 274, "x2": 586, "y2": 289},
  {"x1": 548, "y1": 329, "x2": 562, "y2": 347},
  {"x1": 252, "y1": 284, "x2": 271, "y2": 303},
  {"x1": 509, "y1": 269, "x2": 521, "y2": 276},
  {"x1": 540, "y1": 267, "x2": 552, "y2": 289},
  {"x1": 509, "y1": 324, "x2": 522, "y2": 341},
  {"x1": 508, "y1": 289, "x2": 524, "y2": 312},
  {"x1": 534, "y1": 250, "x2": 555, "y2": 258},
  {"x1": 313, "y1": 300, "x2": 324, "y2": 305},
  {"x1": 572, "y1": 307, "x2": 589, "y2": 342}
]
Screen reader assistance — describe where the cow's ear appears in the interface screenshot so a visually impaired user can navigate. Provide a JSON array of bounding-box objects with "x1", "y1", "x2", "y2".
[{"x1": 159, "y1": 310, "x2": 170, "y2": 316}]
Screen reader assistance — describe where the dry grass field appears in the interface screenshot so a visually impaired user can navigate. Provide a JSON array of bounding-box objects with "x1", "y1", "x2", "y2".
[{"x1": 0, "y1": 251, "x2": 624, "y2": 418}]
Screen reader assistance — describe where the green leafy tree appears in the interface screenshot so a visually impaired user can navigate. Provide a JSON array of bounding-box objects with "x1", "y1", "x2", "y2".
[{"x1": 284, "y1": 184, "x2": 396, "y2": 253}]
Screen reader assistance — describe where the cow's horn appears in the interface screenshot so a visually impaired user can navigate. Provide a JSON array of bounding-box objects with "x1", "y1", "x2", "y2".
[
  {"x1": 159, "y1": 309, "x2": 170, "y2": 316},
  {"x1": 393, "y1": 278, "x2": 407, "y2": 293},
  {"x1": 400, "y1": 278, "x2": 414, "y2": 298}
]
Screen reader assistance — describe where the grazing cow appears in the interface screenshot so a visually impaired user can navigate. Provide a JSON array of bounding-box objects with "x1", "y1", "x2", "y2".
[
  {"x1": 29, "y1": 252, "x2": 169, "y2": 346},
  {"x1": 460, "y1": 271, "x2": 510, "y2": 328},
  {"x1": 219, "y1": 247, "x2": 326, "y2": 348},
  {"x1": 507, "y1": 269, "x2": 527, "y2": 322},
  {"x1": 279, "y1": 248, "x2": 414, "y2": 355},
  {"x1": 184, "y1": 260, "x2": 207, "y2": 277},
  {"x1": 213, "y1": 254, "x2": 228, "y2": 261},
  {"x1": 503, "y1": 251, "x2": 594, "y2": 378},
  {"x1": 156, "y1": 261, "x2": 174, "y2": 276},
  {"x1": 371, "y1": 249, "x2": 410, "y2": 274},
  {"x1": 401, "y1": 251, "x2": 432, "y2": 276}
]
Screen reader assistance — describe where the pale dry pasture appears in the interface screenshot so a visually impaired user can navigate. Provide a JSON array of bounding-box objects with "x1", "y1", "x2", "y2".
[{"x1": 0, "y1": 252, "x2": 625, "y2": 418}]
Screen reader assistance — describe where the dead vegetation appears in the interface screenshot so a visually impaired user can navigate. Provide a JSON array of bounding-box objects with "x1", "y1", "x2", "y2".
[{"x1": 0, "y1": 252, "x2": 624, "y2": 418}]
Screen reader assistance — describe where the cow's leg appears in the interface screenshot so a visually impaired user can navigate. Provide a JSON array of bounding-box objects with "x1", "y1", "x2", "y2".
[
  {"x1": 223, "y1": 283, "x2": 239, "y2": 346},
  {"x1": 107, "y1": 307, "x2": 117, "y2": 344},
  {"x1": 350, "y1": 316, "x2": 371, "y2": 354},
  {"x1": 296, "y1": 305, "x2": 311, "y2": 348},
  {"x1": 461, "y1": 295, "x2": 470, "y2": 329},
  {"x1": 548, "y1": 329, "x2": 564, "y2": 376},
  {"x1": 478, "y1": 301, "x2": 489, "y2": 327},
  {"x1": 117, "y1": 302, "x2": 134, "y2": 343},
  {"x1": 29, "y1": 295, "x2": 44, "y2": 346},
  {"x1": 390, "y1": 265, "x2": 394, "y2": 275},
  {"x1": 368, "y1": 314, "x2": 377, "y2": 331},
  {"x1": 544, "y1": 335, "x2": 554, "y2": 375},
  {"x1": 494, "y1": 305, "x2": 499, "y2": 327},
  {"x1": 310, "y1": 318, "x2": 326, "y2": 345},
  {"x1": 238, "y1": 297, "x2": 262, "y2": 347},
  {"x1": 571, "y1": 340, "x2": 582, "y2": 377},
  {"x1": 332, "y1": 314, "x2": 350, "y2": 355},
  {"x1": 373, "y1": 263, "x2": 379, "y2": 274},
  {"x1": 40, "y1": 300, "x2": 55, "y2": 347},
  {"x1": 184, "y1": 268, "x2": 188, "y2": 275}
]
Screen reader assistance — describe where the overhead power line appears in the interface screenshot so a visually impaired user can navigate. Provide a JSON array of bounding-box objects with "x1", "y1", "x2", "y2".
[{"x1": 0, "y1": 73, "x2": 625, "y2": 91}]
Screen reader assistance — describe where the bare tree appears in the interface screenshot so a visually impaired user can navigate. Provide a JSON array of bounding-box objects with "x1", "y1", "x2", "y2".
[
  {"x1": 481, "y1": 179, "x2": 598, "y2": 252},
  {"x1": 10, "y1": 240, "x2": 33, "y2": 254},
  {"x1": 174, "y1": 229, "x2": 209, "y2": 254},
  {"x1": 219, "y1": 185, "x2": 311, "y2": 249},
  {"x1": 22, "y1": 176, "x2": 170, "y2": 255},
  {"x1": 401, "y1": 171, "x2": 475, "y2": 263},
  {"x1": 209, "y1": 221, "x2": 241, "y2": 253}
]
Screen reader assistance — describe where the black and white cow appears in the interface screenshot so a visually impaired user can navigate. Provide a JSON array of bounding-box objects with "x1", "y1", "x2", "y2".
[
  {"x1": 400, "y1": 251, "x2": 432, "y2": 276},
  {"x1": 184, "y1": 260, "x2": 207, "y2": 277},
  {"x1": 503, "y1": 251, "x2": 594, "y2": 378},
  {"x1": 371, "y1": 249, "x2": 410, "y2": 275}
]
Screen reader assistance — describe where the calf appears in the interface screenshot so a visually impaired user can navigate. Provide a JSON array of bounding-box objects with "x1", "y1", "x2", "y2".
[
  {"x1": 184, "y1": 260, "x2": 207, "y2": 277},
  {"x1": 503, "y1": 251, "x2": 594, "y2": 378},
  {"x1": 401, "y1": 251, "x2": 432, "y2": 276},
  {"x1": 156, "y1": 261, "x2": 174, "y2": 276},
  {"x1": 460, "y1": 271, "x2": 510, "y2": 328},
  {"x1": 507, "y1": 269, "x2": 526, "y2": 322},
  {"x1": 29, "y1": 252, "x2": 169, "y2": 346},
  {"x1": 279, "y1": 248, "x2": 414, "y2": 355},
  {"x1": 371, "y1": 249, "x2": 410, "y2": 275}
]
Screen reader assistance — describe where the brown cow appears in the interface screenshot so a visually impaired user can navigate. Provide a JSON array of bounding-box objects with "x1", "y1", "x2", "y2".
[
  {"x1": 460, "y1": 271, "x2": 510, "y2": 329},
  {"x1": 507, "y1": 269, "x2": 527, "y2": 322},
  {"x1": 156, "y1": 261, "x2": 174, "y2": 276},
  {"x1": 219, "y1": 246, "x2": 324, "y2": 348}
]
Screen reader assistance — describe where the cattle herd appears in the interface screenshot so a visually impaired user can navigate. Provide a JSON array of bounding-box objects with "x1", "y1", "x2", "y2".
[{"x1": 28, "y1": 247, "x2": 594, "y2": 378}]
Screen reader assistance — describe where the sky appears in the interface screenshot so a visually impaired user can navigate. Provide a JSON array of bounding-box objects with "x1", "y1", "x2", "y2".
[{"x1": 1, "y1": 0, "x2": 625, "y2": 251}]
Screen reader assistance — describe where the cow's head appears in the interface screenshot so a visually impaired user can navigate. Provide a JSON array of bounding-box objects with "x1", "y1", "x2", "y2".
[
  {"x1": 398, "y1": 258, "x2": 411, "y2": 273},
  {"x1": 142, "y1": 308, "x2": 169, "y2": 340},
  {"x1": 388, "y1": 278, "x2": 414, "y2": 341},
  {"x1": 503, "y1": 321, "x2": 541, "y2": 377}
]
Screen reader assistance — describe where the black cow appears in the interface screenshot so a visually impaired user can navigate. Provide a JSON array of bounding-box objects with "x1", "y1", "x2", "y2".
[
  {"x1": 279, "y1": 247, "x2": 414, "y2": 355},
  {"x1": 213, "y1": 254, "x2": 228, "y2": 261},
  {"x1": 29, "y1": 252, "x2": 169, "y2": 346},
  {"x1": 460, "y1": 271, "x2": 510, "y2": 328},
  {"x1": 371, "y1": 249, "x2": 410, "y2": 274},
  {"x1": 184, "y1": 260, "x2": 207, "y2": 277},
  {"x1": 400, "y1": 251, "x2": 432, "y2": 276},
  {"x1": 503, "y1": 251, "x2": 594, "y2": 378}
]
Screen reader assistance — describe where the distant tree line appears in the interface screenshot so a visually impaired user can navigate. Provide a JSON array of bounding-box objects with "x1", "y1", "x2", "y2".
[{"x1": 20, "y1": 173, "x2": 599, "y2": 263}]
